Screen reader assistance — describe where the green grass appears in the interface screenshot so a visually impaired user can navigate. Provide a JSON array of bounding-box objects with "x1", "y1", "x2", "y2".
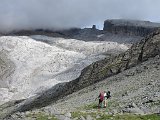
[
  {"x1": 71, "y1": 111, "x2": 160, "y2": 120},
  {"x1": 83, "y1": 102, "x2": 98, "y2": 110},
  {"x1": 98, "y1": 114, "x2": 160, "y2": 120},
  {"x1": 71, "y1": 111, "x2": 97, "y2": 119},
  {"x1": 81, "y1": 100, "x2": 119, "y2": 111},
  {"x1": 72, "y1": 101, "x2": 160, "y2": 120}
]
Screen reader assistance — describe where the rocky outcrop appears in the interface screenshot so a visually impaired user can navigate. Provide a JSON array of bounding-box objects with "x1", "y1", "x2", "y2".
[
  {"x1": 8, "y1": 28, "x2": 103, "y2": 42},
  {"x1": 4, "y1": 29, "x2": 159, "y2": 116},
  {"x1": 103, "y1": 19, "x2": 160, "y2": 36},
  {"x1": 70, "y1": 28, "x2": 103, "y2": 41}
]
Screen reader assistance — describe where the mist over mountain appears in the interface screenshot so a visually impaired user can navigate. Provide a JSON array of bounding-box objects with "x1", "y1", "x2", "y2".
[{"x1": 0, "y1": 0, "x2": 160, "y2": 33}]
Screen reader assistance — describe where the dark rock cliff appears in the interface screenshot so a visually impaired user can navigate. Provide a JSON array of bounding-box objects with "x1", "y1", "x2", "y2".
[
  {"x1": 103, "y1": 19, "x2": 160, "y2": 37},
  {"x1": 11, "y1": 29, "x2": 160, "y2": 114}
]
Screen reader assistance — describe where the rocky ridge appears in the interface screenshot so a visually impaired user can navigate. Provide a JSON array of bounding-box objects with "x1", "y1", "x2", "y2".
[{"x1": 104, "y1": 19, "x2": 160, "y2": 36}]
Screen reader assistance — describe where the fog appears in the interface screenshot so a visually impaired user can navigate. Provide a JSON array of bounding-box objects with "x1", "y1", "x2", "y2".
[{"x1": 0, "y1": 0, "x2": 159, "y2": 32}]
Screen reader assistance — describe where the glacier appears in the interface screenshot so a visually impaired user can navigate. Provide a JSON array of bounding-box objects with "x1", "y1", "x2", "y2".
[{"x1": 0, "y1": 35, "x2": 128, "y2": 104}]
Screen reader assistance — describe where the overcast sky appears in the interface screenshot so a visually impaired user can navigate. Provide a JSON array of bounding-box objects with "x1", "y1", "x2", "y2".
[{"x1": 0, "y1": 0, "x2": 159, "y2": 32}]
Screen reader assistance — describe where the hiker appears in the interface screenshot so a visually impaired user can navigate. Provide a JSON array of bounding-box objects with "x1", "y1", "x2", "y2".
[
  {"x1": 104, "y1": 91, "x2": 111, "y2": 108},
  {"x1": 97, "y1": 91, "x2": 104, "y2": 108}
]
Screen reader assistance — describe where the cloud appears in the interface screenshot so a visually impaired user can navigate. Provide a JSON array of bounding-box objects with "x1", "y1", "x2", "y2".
[{"x1": 0, "y1": 0, "x2": 159, "y2": 32}]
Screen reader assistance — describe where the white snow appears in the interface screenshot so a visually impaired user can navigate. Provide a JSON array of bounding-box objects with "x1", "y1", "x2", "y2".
[
  {"x1": 97, "y1": 34, "x2": 104, "y2": 38},
  {"x1": 0, "y1": 35, "x2": 129, "y2": 104},
  {"x1": 31, "y1": 35, "x2": 128, "y2": 55}
]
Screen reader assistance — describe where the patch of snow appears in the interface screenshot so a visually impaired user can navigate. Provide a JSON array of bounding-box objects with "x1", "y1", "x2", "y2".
[
  {"x1": 31, "y1": 35, "x2": 128, "y2": 55},
  {"x1": 97, "y1": 34, "x2": 104, "y2": 38},
  {"x1": 0, "y1": 88, "x2": 14, "y2": 105}
]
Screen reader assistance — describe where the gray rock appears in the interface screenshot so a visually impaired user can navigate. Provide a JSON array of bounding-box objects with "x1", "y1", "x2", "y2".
[
  {"x1": 80, "y1": 115, "x2": 86, "y2": 120},
  {"x1": 112, "y1": 109, "x2": 118, "y2": 114},
  {"x1": 110, "y1": 117, "x2": 114, "y2": 120},
  {"x1": 25, "y1": 111, "x2": 31, "y2": 115},
  {"x1": 123, "y1": 103, "x2": 144, "y2": 115},
  {"x1": 73, "y1": 117, "x2": 79, "y2": 120},
  {"x1": 128, "y1": 108, "x2": 144, "y2": 115},
  {"x1": 11, "y1": 115, "x2": 17, "y2": 119},
  {"x1": 65, "y1": 112, "x2": 72, "y2": 118},
  {"x1": 96, "y1": 115, "x2": 101, "y2": 119},
  {"x1": 86, "y1": 115, "x2": 93, "y2": 120},
  {"x1": 48, "y1": 116, "x2": 52, "y2": 120},
  {"x1": 55, "y1": 115, "x2": 69, "y2": 120}
]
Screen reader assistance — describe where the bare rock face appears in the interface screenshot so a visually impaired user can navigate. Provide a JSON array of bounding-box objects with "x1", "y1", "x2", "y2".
[{"x1": 103, "y1": 19, "x2": 160, "y2": 36}]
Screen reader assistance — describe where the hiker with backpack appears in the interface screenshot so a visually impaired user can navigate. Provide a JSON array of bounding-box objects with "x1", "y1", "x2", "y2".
[
  {"x1": 104, "y1": 91, "x2": 111, "y2": 108},
  {"x1": 96, "y1": 91, "x2": 104, "y2": 108},
  {"x1": 96, "y1": 91, "x2": 111, "y2": 108}
]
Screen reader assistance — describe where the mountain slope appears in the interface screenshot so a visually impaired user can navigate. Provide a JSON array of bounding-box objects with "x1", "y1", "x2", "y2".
[
  {"x1": 2, "y1": 29, "x2": 159, "y2": 117},
  {"x1": 0, "y1": 20, "x2": 160, "y2": 119},
  {"x1": 51, "y1": 53, "x2": 160, "y2": 114}
]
